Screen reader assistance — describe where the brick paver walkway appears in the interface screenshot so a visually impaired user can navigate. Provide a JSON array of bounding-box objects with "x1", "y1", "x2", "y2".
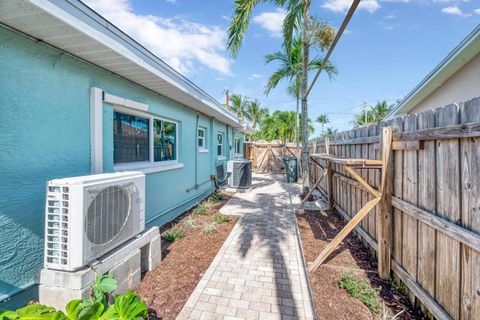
[{"x1": 177, "y1": 174, "x2": 316, "y2": 320}]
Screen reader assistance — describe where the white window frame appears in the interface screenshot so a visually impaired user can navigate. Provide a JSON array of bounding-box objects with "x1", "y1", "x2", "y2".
[
  {"x1": 234, "y1": 137, "x2": 242, "y2": 157},
  {"x1": 90, "y1": 88, "x2": 183, "y2": 174},
  {"x1": 113, "y1": 106, "x2": 181, "y2": 173},
  {"x1": 198, "y1": 127, "x2": 208, "y2": 152},
  {"x1": 217, "y1": 132, "x2": 225, "y2": 160}
]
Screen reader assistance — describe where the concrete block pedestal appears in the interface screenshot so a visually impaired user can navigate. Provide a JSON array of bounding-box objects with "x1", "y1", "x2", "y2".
[{"x1": 39, "y1": 227, "x2": 161, "y2": 311}]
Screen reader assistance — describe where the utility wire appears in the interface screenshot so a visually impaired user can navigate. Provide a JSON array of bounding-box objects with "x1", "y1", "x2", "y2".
[{"x1": 305, "y1": 0, "x2": 361, "y2": 99}]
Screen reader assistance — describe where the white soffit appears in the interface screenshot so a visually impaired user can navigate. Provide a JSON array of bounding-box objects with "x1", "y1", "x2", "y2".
[{"x1": 0, "y1": 0, "x2": 247, "y2": 130}]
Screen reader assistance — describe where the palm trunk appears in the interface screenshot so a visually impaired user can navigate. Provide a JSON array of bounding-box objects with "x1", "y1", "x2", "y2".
[{"x1": 301, "y1": 0, "x2": 310, "y2": 189}]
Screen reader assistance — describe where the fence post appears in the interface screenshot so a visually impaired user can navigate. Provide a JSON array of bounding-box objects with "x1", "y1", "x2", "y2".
[
  {"x1": 325, "y1": 138, "x2": 334, "y2": 210},
  {"x1": 378, "y1": 126, "x2": 393, "y2": 280}
]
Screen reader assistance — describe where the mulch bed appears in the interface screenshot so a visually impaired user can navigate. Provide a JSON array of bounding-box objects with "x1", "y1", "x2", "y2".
[
  {"x1": 297, "y1": 199, "x2": 424, "y2": 320},
  {"x1": 135, "y1": 193, "x2": 238, "y2": 320}
]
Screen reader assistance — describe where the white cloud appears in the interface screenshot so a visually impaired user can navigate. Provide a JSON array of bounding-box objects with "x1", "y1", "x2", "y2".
[
  {"x1": 441, "y1": 5, "x2": 471, "y2": 17},
  {"x1": 384, "y1": 14, "x2": 397, "y2": 19},
  {"x1": 321, "y1": 0, "x2": 380, "y2": 13},
  {"x1": 475, "y1": 8, "x2": 480, "y2": 14},
  {"x1": 248, "y1": 73, "x2": 263, "y2": 80},
  {"x1": 252, "y1": 9, "x2": 287, "y2": 38},
  {"x1": 165, "y1": 0, "x2": 176, "y2": 3},
  {"x1": 83, "y1": 0, "x2": 231, "y2": 75}
]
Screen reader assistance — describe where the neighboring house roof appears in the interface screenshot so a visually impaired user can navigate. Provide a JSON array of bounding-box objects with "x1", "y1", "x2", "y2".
[
  {"x1": 387, "y1": 24, "x2": 480, "y2": 118},
  {"x1": 0, "y1": 0, "x2": 253, "y2": 133}
]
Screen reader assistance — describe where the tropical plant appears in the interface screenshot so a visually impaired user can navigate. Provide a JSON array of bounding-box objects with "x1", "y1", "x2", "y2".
[
  {"x1": 202, "y1": 223, "x2": 218, "y2": 235},
  {"x1": 247, "y1": 100, "x2": 269, "y2": 130},
  {"x1": 264, "y1": 36, "x2": 337, "y2": 97},
  {"x1": 210, "y1": 191, "x2": 226, "y2": 202},
  {"x1": 315, "y1": 114, "x2": 329, "y2": 133},
  {"x1": 212, "y1": 213, "x2": 232, "y2": 225},
  {"x1": 162, "y1": 224, "x2": 185, "y2": 242},
  {"x1": 258, "y1": 111, "x2": 313, "y2": 143},
  {"x1": 229, "y1": 94, "x2": 251, "y2": 122},
  {"x1": 353, "y1": 100, "x2": 395, "y2": 127},
  {"x1": 321, "y1": 127, "x2": 337, "y2": 138},
  {"x1": 0, "y1": 275, "x2": 148, "y2": 320},
  {"x1": 193, "y1": 201, "x2": 210, "y2": 215},
  {"x1": 371, "y1": 100, "x2": 394, "y2": 121},
  {"x1": 0, "y1": 304, "x2": 66, "y2": 319},
  {"x1": 227, "y1": 0, "x2": 337, "y2": 182}
]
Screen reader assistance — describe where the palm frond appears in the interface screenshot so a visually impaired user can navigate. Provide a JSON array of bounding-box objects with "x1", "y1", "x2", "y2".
[{"x1": 227, "y1": 0, "x2": 262, "y2": 58}]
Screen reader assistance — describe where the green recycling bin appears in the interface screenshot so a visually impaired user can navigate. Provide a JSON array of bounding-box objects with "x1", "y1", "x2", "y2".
[{"x1": 283, "y1": 156, "x2": 298, "y2": 183}]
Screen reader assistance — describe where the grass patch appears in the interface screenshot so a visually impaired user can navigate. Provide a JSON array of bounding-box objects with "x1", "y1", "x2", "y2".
[
  {"x1": 338, "y1": 271, "x2": 380, "y2": 313},
  {"x1": 212, "y1": 213, "x2": 232, "y2": 225},
  {"x1": 162, "y1": 224, "x2": 185, "y2": 242},
  {"x1": 210, "y1": 191, "x2": 226, "y2": 203},
  {"x1": 202, "y1": 223, "x2": 218, "y2": 236},
  {"x1": 193, "y1": 201, "x2": 209, "y2": 215}
]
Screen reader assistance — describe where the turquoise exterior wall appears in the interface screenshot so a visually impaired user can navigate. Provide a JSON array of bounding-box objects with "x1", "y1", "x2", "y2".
[{"x1": 0, "y1": 26, "x2": 244, "y2": 304}]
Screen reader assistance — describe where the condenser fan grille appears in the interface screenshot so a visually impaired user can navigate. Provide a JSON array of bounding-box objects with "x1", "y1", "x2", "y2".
[{"x1": 86, "y1": 185, "x2": 131, "y2": 245}]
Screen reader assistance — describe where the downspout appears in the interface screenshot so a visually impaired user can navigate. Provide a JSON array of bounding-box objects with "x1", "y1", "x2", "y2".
[
  {"x1": 186, "y1": 114, "x2": 211, "y2": 192},
  {"x1": 226, "y1": 125, "x2": 230, "y2": 161}
]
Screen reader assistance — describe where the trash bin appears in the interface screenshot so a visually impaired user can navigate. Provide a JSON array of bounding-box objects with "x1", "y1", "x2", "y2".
[{"x1": 283, "y1": 156, "x2": 298, "y2": 183}]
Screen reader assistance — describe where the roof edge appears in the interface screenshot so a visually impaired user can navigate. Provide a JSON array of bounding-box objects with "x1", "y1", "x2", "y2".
[{"x1": 387, "y1": 24, "x2": 480, "y2": 118}]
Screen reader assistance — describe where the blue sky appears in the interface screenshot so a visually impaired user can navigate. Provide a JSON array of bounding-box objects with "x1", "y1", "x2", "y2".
[{"x1": 83, "y1": 0, "x2": 479, "y2": 134}]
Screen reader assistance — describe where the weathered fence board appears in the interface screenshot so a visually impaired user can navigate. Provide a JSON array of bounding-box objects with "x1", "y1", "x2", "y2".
[
  {"x1": 245, "y1": 142, "x2": 299, "y2": 173},
  {"x1": 309, "y1": 96, "x2": 480, "y2": 320}
]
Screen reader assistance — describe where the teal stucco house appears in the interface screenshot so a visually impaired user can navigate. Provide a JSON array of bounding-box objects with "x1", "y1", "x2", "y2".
[{"x1": 0, "y1": 0, "x2": 250, "y2": 306}]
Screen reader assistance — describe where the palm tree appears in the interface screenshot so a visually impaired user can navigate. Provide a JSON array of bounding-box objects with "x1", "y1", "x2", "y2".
[
  {"x1": 371, "y1": 100, "x2": 394, "y2": 121},
  {"x1": 321, "y1": 127, "x2": 337, "y2": 138},
  {"x1": 227, "y1": 0, "x2": 333, "y2": 182},
  {"x1": 353, "y1": 100, "x2": 394, "y2": 127},
  {"x1": 229, "y1": 94, "x2": 251, "y2": 122},
  {"x1": 264, "y1": 35, "x2": 336, "y2": 179},
  {"x1": 315, "y1": 114, "x2": 329, "y2": 133},
  {"x1": 258, "y1": 111, "x2": 313, "y2": 144},
  {"x1": 247, "y1": 100, "x2": 268, "y2": 130}
]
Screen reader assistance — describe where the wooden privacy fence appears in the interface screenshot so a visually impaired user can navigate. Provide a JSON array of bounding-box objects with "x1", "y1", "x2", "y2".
[
  {"x1": 308, "y1": 97, "x2": 480, "y2": 320},
  {"x1": 245, "y1": 142, "x2": 307, "y2": 173}
]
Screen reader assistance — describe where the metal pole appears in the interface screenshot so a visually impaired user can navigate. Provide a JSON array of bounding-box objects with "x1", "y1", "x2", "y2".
[{"x1": 305, "y1": 0, "x2": 361, "y2": 99}]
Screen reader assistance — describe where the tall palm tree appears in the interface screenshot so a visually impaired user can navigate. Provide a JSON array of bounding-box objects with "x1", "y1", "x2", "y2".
[
  {"x1": 247, "y1": 100, "x2": 268, "y2": 130},
  {"x1": 264, "y1": 36, "x2": 336, "y2": 179},
  {"x1": 228, "y1": 0, "x2": 308, "y2": 180},
  {"x1": 315, "y1": 114, "x2": 329, "y2": 133},
  {"x1": 229, "y1": 94, "x2": 251, "y2": 122}
]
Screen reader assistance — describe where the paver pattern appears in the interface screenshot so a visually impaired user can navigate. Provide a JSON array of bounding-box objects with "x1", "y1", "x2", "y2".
[{"x1": 177, "y1": 174, "x2": 316, "y2": 320}]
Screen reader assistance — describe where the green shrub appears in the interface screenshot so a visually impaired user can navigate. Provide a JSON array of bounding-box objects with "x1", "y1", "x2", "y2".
[
  {"x1": 210, "y1": 191, "x2": 226, "y2": 202},
  {"x1": 184, "y1": 216, "x2": 197, "y2": 228},
  {"x1": 338, "y1": 271, "x2": 380, "y2": 313},
  {"x1": 193, "y1": 202, "x2": 209, "y2": 215},
  {"x1": 0, "y1": 274, "x2": 147, "y2": 319},
  {"x1": 162, "y1": 224, "x2": 185, "y2": 242},
  {"x1": 212, "y1": 213, "x2": 231, "y2": 225},
  {"x1": 202, "y1": 223, "x2": 218, "y2": 235}
]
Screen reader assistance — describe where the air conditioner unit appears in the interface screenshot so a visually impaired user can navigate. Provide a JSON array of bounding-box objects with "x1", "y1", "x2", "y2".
[
  {"x1": 227, "y1": 160, "x2": 252, "y2": 189},
  {"x1": 44, "y1": 172, "x2": 145, "y2": 271}
]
